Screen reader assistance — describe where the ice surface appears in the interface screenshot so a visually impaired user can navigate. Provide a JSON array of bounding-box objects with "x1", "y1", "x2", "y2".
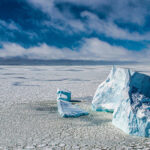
[
  {"x1": 57, "y1": 100, "x2": 89, "y2": 117},
  {"x1": 92, "y1": 66, "x2": 150, "y2": 137},
  {"x1": 0, "y1": 65, "x2": 150, "y2": 149},
  {"x1": 92, "y1": 66, "x2": 133, "y2": 112}
]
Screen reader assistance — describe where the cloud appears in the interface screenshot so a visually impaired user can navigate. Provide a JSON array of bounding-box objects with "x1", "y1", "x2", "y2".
[
  {"x1": 56, "y1": 0, "x2": 150, "y2": 25},
  {"x1": 27, "y1": 0, "x2": 86, "y2": 34},
  {"x1": 26, "y1": 0, "x2": 150, "y2": 41},
  {"x1": 0, "y1": 38, "x2": 149, "y2": 62},
  {"x1": 0, "y1": 43, "x2": 26, "y2": 58},
  {"x1": 28, "y1": 0, "x2": 54, "y2": 14},
  {"x1": 0, "y1": 20, "x2": 20, "y2": 31},
  {"x1": 81, "y1": 11, "x2": 150, "y2": 41},
  {"x1": 0, "y1": 19, "x2": 38, "y2": 47},
  {"x1": 0, "y1": 0, "x2": 150, "y2": 56}
]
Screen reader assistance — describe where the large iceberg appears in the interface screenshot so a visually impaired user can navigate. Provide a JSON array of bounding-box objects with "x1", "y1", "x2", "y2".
[
  {"x1": 112, "y1": 70, "x2": 150, "y2": 137},
  {"x1": 57, "y1": 100, "x2": 89, "y2": 118},
  {"x1": 92, "y1": 66, "x2": 132, "y2": 112},
  {"x1": 92, "y1": 66, "x2": 150, "y2": 137}
]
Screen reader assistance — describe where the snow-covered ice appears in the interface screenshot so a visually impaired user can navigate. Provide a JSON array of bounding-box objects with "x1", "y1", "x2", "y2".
[{"x1": 0, "y1": 65, "x2": 150, "y2": 149}]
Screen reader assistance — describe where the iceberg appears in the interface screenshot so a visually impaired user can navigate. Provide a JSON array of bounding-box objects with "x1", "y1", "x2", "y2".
[
  {"x1": 57, "y1": 100, "x2": 89, "y2": 118},
  {"x1": 92, "y1": 66, "x2": 150, "y2": 137},
  {"x1": 92, "y1": 66, "x2": 132, "y2": 112},
  {"x1": 57, "y1": 89, "x2": 71, "y2": 102},
  {"x1": 57, "y1": 89, "x2": 89, "y2": 117},
  {"x1": 112, "y1": 70, "x2": 150, "y2": 137}
]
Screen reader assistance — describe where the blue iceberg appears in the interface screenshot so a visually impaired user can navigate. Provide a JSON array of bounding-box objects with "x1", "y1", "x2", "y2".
[
  {"x1": 57, "y1": 89, "x2": 71, "y2": 102},
  {"x1": 112, "y1": 70, "x2": 150, "y2": 137},
  {"x1": 92, "y1": 66, "x2": 150, "y2": 137},
  {"x1": 57, "y1": 100, "x2": 89, "y2": 118},
  {"x1": 57, "y1": 89, "x2": 89, "y2": 117},
  {"x1": 92, "y1": 66, "x2": 132, "y2": 112}
]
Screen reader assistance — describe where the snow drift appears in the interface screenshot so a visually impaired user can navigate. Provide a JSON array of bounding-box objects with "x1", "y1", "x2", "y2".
[{"x1": 92, "y1": 66, "x2": 150, "y2": 137}]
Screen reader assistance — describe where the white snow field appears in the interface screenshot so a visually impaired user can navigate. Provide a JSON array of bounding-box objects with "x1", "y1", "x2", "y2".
[{"x1": 0, "y1": 65, "x2": 150, "y2": 150}]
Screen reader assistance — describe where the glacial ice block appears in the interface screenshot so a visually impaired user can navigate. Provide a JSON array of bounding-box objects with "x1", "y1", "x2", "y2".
[
  {"x1": 92, "y1": 66, "x2": 133, "y2": 112},
  {"x1": 57, "y1": 100, "x2": 89, "y2": 118},
  {"x1": 57, "y1": 89, "x2": 71, "y2": 102},
  {"x1": 112, "y1": 71, "x2": 150, "y2": 137},
  {"x1": 57, "y1": 89, "x2": 89, "y2": 117}
]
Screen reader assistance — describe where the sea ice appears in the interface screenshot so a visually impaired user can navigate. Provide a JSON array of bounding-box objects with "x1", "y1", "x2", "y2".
[
  {"x1": 57, "y1": 100, "x2": 89, "y2": 117},
  {"x1": 92, "y1": 66, "x2": 150, "y2": 137}
]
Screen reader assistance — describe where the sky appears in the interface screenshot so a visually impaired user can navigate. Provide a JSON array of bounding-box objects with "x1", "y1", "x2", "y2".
[{"x1": 0, "y1": 0, "x2": 150, "y2": 62}]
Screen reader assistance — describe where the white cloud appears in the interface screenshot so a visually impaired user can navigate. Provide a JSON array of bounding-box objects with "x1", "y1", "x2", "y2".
[
  {"x1": 0, "y1": 20, "x2": 20, "y2": 31},
  {"x1": 26, "y1": 0, "x2": 150, "y2": 41},
  {"x1": 57, "y1": 0, "x2": 150, "y2": 25},
  {"x1": 0, "y1": 38, "x2": 150, "y2": 62},
  {"x1": 0, "y1": 43, "x2": 26, "y2": 58},
  {"x1": 81, "y1": 11, "x2": 150, "y2": 41},
  {"x1": 28, "y1": 0, "x2": 54, "y2": 14},
  {"x1": 27, "y1": 0, "x2": 86, "y2": 34}
]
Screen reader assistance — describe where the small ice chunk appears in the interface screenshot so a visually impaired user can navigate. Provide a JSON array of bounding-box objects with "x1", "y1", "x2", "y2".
[
  {"x1": 57, "y1": 88, "x2": 71, "y2": 102},
  {"x1": 57, "y1": 100, "x2": 89, "y2": 118}
]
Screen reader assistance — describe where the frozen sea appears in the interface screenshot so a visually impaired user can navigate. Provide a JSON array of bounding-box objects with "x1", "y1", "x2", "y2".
[{"x1": 0, "y1": 64, "x2": 150, "y2": 150}]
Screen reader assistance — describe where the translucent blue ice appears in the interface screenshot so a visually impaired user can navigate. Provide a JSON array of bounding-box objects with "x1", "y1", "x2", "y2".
[
  {"x1": 57, "y1": 89, "x2": 89, "y2": 117},
  {"x1": 92, "y1": 66, "x2": 132, "y2": 112},
  {"x1": 57, "y1": 100, "x2": 89, "y2": 118},
  {"x1": 92, "y1": 66, "x2": 150, "y2": 137},
  {"x1": 57, "y1": 89, "x2": 71, "y2": 102},
  {"x1": 112, "y1": 70, "x2": 150, "y2": 137}
]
